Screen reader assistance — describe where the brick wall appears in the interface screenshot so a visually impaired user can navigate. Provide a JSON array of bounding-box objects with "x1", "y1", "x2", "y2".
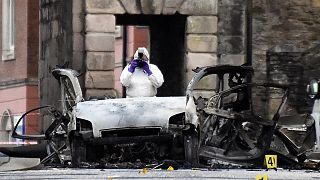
[
  {"x1": 0, "y1": 1, "x2": 29, "y2": 82},
  {"x1": 0, "y1": 0, "x2": 40, "y2": 135},
  {"x1": 27, "y1": 0, "x2": 40, "y2": 79}
]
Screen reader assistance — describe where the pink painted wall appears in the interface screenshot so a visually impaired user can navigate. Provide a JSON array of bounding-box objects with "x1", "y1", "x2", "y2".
[{"x1": 0, "y1": 85, "x2": 39, "y2": 134}]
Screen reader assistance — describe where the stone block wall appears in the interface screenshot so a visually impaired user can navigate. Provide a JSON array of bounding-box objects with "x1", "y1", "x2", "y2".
[
  {"x1": 218, "y1": 0, "x2": 247, "y2": 66},
  {"x1": 251, "y1": 0, "x2": 320, "y2": 116},
  {"x1": 40, "y1": 0, "x2": 73, "y2": 111},
  {"x1": 185, "y1": 15, "x2": 219, "y2": 82},
  {"x1": 72, "y1": 0, "x2": 86, "y2": 95},
  {"x1": 84, "y1": 0, "x2": 219, "y2": 97},
  {"x1": 256, "y1": 44, "x2": 320, "y2": 118},
  {"x1": 84, "y1": 11, "x2": 117, "y2": 98},
  {"x1": 38, "y1": 0, "x2": 320, "y2": 120},
  {"x1": 40, "y1": 0, "x2": 220, "y2": 103},
  {"x1": 185, "y1": 14, "x2": 218, "y2": 95},
  {"x1": 183, "y1": 2, "x2": 219, "y2": 93},
  {"x1": 264, "y1": 48, "x2": 304, "y2": 118},
  {"x1": 252, "y1": 0, "x2": 320, "y2": 84}
]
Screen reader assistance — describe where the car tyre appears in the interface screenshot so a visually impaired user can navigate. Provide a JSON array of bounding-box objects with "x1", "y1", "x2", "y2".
[
  {"x1": 71, "y1": 133, "x2": 86, "y2": 167},
  {"x1": 184, "y1": 132, "x2": 199, "y2": 166}
]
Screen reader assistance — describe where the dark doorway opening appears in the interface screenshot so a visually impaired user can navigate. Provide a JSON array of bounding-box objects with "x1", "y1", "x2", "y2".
[{"x1": 116, "y1": 14, "x2": 187, "y2": 96}]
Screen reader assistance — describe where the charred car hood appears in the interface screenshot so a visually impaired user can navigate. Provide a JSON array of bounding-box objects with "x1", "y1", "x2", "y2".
[{"x1": 75, "y1": 96, "x2": 186, "y2": 137}]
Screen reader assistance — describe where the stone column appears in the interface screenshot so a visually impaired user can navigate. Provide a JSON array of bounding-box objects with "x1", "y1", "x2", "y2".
[
  {"x1": 72, "y1": 0, "x2": 86, "y2": 91},
  {"x1": 85, "y1": 14, "x2": 117, "y2": 98},
  {"x1": 218, "y1": 0, "x2": 247, "y2": 65},
  {"x1": 84, "y1": 0, "x2": 127, "y2": 98},
  {"x1": 182, "y1": 0, "x2": 219, "y2": 95}
]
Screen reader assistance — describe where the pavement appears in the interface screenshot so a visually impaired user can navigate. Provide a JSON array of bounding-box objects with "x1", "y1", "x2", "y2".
[
  {"x1": 0, "y1": 157, "x2": 40, "y2": 171},
  {"x1": 0, "y1": 168, "x2": 319, "y2": 179}
]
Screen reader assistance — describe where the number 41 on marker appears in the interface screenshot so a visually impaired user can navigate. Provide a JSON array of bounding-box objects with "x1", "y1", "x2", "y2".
[{"x1": 265, "y1": 155, "x2": 277, "y2": 169}]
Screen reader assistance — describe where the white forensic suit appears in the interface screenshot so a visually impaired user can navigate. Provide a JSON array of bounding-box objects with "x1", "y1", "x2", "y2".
[{"x1": 120, "y1": 47, "x2": 164, "y2": 97}]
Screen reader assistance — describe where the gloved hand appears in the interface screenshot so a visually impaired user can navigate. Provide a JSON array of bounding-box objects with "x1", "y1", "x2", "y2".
[
  {"x1": 142, "y1": 61, "x2": 152, "y2": 76},
  {"x1": 128, "y1": 60, "x2": 138, "y2": 73}
]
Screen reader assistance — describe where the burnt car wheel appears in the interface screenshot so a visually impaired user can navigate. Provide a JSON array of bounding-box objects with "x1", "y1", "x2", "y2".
[
  {"x1": 70, "y1": 119, "x2": 104, "y2": 167},
  {"x1": 70, "y1": 133, "x2": 86, "y2": 167},
  {"x1": 184, "y1": 124, "x2": 199, "y2": 166},
  {"x1": 184, "y1": 134, "x2": 199, "y2": 166}
]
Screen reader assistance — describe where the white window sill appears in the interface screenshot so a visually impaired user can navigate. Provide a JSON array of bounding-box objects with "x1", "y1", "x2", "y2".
[{"x1": 2, "y1": 51, "x2": 15, "y2": 61}]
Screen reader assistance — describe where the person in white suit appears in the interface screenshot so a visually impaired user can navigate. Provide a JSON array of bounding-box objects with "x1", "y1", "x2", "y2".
[{"x1": 120, "y1": 47, "x2": 164, "y2": 97}]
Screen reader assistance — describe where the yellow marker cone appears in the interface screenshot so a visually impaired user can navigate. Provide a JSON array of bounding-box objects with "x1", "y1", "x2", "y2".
[{"x1": 167, "y1": 166, "x2": 174, "y2": 171}]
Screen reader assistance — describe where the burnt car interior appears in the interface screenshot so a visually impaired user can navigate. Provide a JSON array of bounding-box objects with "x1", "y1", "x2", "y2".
[{"x1": 184, "y1": 65, "x2": 296, "y2": 167}]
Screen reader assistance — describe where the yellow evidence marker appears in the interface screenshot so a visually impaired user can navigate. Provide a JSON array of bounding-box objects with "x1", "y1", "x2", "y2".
[
  {"x1": 167, "y1": 166, "x2": 174, "y2": 171},
  {"x1": 256, "y1": 174, "x2": 268, "y2": 180},
  {"x1": 264, "y1": 155, "x2": 277, "y2": 169},
  {"x1": 139, "y1": 168, "x2": 149, "y2": 174}
]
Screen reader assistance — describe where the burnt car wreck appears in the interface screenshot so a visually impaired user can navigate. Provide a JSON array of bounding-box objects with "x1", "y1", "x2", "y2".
[
  {"x1": 8, "y1": 65, "x2": 320, "y2": 169},
  {"x1": 12, "y1": 68, "x2": 186, "y2": 167},
  {"x1": 184, "y1": 65, "x2": 320, "y2": 169}
]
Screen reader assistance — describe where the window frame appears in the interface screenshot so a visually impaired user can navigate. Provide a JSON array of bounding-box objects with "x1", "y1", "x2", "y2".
[{"x1": 2, "y1": 0, "x2": 15, "y2": 61}]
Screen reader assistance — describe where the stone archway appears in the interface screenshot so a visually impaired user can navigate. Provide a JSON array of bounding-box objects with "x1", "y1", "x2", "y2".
[
  {"x1": 83, "y1": 0, "x2": 219, "y2": 98},
  {"x1": 0, "y1": 109, "x2": 14, "y2": 142}
]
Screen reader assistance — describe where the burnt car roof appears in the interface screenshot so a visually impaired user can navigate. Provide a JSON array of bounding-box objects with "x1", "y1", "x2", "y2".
[{"x1": 193, "y1": 65, "x2": 253, "y2": 75}]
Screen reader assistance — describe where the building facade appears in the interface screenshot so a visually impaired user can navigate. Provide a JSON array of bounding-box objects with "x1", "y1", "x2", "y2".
[
  {"x1": 38, "y1": 0, "x2": 320, "y2": 129},
  {"x1": 0, "y1": 0, "x2": 40, "y2": 140},
  {"x1": 40, "y1": 0, "x2": 219, "y2": 109}
]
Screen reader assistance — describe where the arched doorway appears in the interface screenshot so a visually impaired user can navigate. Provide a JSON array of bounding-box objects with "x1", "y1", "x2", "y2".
[{"x1": 0, "y1": 109, "x2": 14, "y2": 143}]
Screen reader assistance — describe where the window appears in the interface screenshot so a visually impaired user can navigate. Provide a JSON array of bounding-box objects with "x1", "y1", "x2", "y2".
[{"x1": 2, "y1": 0, "x2": 15, "y2": 61}]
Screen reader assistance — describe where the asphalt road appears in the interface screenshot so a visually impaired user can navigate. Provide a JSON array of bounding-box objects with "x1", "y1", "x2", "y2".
[{"x1": 0, "y1": 168, "x2": 320, "y2": 179}]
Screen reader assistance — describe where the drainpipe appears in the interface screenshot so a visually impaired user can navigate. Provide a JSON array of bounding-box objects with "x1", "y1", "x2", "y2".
[
  {"x1": 246, "y1": 0, "x2": 252, "y2": 66},
  {"x1": 122, "y1": 26, "x2": 128, "y2": 98},
  {"x1": 246, "y1": 0, "x2": 253, "y2": 107}
]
